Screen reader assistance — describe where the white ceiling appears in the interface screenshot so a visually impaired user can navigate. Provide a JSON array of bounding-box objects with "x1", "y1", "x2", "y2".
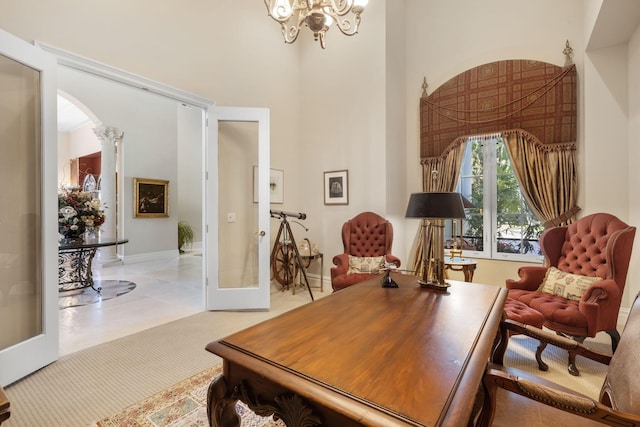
[{"x1": 57, "y1": 96, "x2": 91, "y2": 132}]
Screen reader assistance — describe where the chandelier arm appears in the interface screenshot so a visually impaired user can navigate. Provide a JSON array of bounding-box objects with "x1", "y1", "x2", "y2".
[
  {"x1": 281, "y1": 13, "x2": 307, "y2": 44},
  {"x1": 325, "y1": 0, "x2": 354, "y2": 16},
  {"x1": 265, "y1": 0, "x2": 286, "y2": 22},
  {"x1": 323, "y1": 9, "x2": 361, "y2": 36},
  {"x1": 319, "y1": 30, "x2": 327, "y2": 49}
]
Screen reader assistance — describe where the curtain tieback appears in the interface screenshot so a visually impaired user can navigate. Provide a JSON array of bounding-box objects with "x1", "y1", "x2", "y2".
[{"x1": 543, "y1": 206, "x2": 581, "y2": 228}]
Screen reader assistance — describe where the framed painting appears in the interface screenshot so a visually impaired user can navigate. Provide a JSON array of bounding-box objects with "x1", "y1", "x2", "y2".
[
  {"x1": 324, "y1": 170, "x2": 349, "y2": 205},
  {"x1": 134, "y1": 178, "x2": 169, "y2": 218},
  {"x1": 253, "y1": 166, "x2": 284, "y2": 204}
]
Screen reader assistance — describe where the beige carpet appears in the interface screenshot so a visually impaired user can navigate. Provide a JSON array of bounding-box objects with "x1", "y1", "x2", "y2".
[
  {"x1": 4, "y1": 312, "x2": 609, "y2": 427},
  {"x1": 502, "y1": 332, "x2": 609, "y2": 399},
  {"x1": 4, "y1": 311, "x2": 224, "y2": 427}
]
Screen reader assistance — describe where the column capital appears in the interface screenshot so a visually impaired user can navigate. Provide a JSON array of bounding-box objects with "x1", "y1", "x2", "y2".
[{"x1": 93, "y1": 125, "x2": 124, "y2": 143}]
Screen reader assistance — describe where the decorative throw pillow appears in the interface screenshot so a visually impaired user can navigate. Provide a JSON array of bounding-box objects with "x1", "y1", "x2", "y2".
[
  {"x1": 347, "y1": 255, "x2": 385, "y2": 274},
  {"x1": 538, "y1": 266, "x2": 603, "y2": 301}
]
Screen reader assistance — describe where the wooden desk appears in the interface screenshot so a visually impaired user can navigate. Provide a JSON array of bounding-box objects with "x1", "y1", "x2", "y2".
[{"x1": 206, "y1": 273, "x2": 507, "y2": 426}]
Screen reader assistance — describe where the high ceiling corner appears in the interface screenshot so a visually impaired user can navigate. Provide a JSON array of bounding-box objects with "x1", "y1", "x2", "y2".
[{"x1": 587, "y1": 0, "x2": 640, "y2": 50}]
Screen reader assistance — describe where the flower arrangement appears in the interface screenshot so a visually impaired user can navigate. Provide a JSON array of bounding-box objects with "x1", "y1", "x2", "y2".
[{"x1": 58, "y1": 187, "x2": 106, "y2": 239}]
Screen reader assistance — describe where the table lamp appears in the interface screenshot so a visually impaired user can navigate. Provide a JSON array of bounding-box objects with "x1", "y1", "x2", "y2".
[{"x1": 405, "y1": 192, "x2": 466, "y2": 291}]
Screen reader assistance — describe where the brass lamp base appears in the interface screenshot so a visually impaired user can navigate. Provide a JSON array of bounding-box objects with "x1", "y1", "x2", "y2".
[
  {"x1": 418, "y1": 279, "x2": 451, "y2": 292},
  {"x1": 418, "y1": 256, "x2": 450, "y2": 292}
]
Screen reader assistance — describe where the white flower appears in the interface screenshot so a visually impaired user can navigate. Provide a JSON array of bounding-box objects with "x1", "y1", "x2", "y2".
[{"x1": 59, "y1": 206, "x2": 77, "y2": 219}]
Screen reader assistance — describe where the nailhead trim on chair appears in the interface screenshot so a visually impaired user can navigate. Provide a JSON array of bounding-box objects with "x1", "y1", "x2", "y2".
[{"x1": 515, "y1": 377, "x2": 598, "y2": 414}]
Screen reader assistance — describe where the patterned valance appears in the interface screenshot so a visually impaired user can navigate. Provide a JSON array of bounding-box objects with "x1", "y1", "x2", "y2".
[{"x1": 420, "y1": 60, "x2": 577, "y2": 159}]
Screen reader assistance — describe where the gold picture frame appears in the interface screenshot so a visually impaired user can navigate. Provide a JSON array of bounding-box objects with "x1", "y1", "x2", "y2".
[{"x1": 134, "y1": 178, "x2": 169, "y2": 218}]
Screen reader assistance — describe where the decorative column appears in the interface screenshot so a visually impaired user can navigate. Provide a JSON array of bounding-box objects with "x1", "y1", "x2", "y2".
[{"x1": 93, "y1": 125, "x2": 124, "y2": 265}]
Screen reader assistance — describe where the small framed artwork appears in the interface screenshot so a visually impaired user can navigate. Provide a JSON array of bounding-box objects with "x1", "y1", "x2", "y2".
[
  {"x1": 324, "y1": 170, "x2": 349, "y2": 205},
  {"x1": 253, "y1": 166, "x2": 284, "y2": 204},
  {"x1": 134, "y1": 178, "x2": 169, "y2": 218}
]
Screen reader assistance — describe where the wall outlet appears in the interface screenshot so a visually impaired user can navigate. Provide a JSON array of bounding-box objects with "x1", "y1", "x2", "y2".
[{"x1": 227, "y1": 212, "x2": 236, "y2": 223}]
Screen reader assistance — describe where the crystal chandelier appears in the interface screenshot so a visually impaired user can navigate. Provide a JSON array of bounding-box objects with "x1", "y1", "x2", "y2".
[{"x1": 264, "y1": 0, "x2": 368, "y2": 49}]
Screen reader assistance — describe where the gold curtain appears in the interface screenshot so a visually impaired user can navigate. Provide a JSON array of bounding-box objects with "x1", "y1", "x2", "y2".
[
  {"x1": 408, "y1": 139, "x2": 466, "y2": 275},
  {"x1": 502, "y1": 129, "x2": 580, "y2": 227}
]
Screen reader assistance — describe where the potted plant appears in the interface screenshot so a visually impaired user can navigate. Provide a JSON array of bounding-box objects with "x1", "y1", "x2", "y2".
[{"x1": 178, "y1": 220, "x2": 194, "y2": 253}]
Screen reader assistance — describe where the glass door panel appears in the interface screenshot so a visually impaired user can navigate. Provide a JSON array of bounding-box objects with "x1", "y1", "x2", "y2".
[
  {"x1": 218, "y1": 121, "x2": 259, "y2": 289},
  {"x1": 0, "y1": 53, "x2": 42, "y2": 351}
]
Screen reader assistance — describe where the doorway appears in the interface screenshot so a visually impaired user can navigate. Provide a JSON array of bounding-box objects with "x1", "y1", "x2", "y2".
[{"x1": 54, "y1": 63, "x2": 209, "y2": 355}]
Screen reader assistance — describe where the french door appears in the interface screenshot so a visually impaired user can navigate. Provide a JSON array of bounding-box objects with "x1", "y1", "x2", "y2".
[
  {"x1": 205, "y1": 107, "x2": 271, "y2": 310},
  {"x1": 0, "y1": 30, "x2": 59, "y2": 386}
]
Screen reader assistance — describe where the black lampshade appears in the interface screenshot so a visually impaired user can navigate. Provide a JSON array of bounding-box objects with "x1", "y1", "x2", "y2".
[
  {"x1": 405, "y1": 192, "x2": 466, "y2": 219},
  {"x1": 461, "y1": 194, "x2": 475, "y2": 209}
]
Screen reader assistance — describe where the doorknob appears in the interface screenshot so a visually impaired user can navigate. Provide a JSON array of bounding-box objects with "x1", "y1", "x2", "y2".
[{"x1": 257, "y1": 231, "x2": 266, "y2": 237}]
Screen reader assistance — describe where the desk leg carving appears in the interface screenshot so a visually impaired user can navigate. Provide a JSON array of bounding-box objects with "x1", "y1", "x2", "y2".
[
  {"x1": 236, "y1": 380, "x2": 321, "y2": 427},
  {"x1": 207, "y1": 374, "x2": 241, "y2": 427},
  {"x1": 207, "y1": 376, "x2": 322, "y2": 427}
]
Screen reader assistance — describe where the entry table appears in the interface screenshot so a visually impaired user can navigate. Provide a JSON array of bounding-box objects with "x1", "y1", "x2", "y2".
[
  {"x1": 58, "y1": 238, "x2": 128, "y2": 292},
  {"x1": 444, "y1": 256, "x2": 477, "y2": 282},
  {"x1": 206, "y1": 273, "x2": 507, "y2": 426}
]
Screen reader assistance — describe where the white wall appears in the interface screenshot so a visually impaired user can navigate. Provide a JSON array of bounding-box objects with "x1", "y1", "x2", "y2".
[
  {"x1": 296, "y1": 0, "x2": 392, "y2": 271},
  {"x1": 582, "y1": 0, "x2": 640, "y2": 308},
  {"x1": 58, "y1": 65, "x2": 181, "y2": 257},
  {"x1": 177, "y1": 104, "x2": 204, "y2": 246},
  {"x1": 583, "y1": 45, "x2": 629, "y2": 215},
  {"x1": 385, "y1": 0, "x2": 408, "y2": 257}
]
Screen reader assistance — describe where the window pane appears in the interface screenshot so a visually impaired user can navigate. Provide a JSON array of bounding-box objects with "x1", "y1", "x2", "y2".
[
  {"x1": 495, "y1": 140, "x2": 542, "y2": 255},
  {"x1": 458, "y1": 137, "x2": 542, "y2": 259},
  {"x1": 460, "y1": 140, "x2": 484, "y2": 252}
]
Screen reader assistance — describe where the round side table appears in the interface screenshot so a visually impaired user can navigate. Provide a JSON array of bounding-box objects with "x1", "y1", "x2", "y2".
[{"x1": 444, "y1": 256, "x2": 477, "y2": 282}]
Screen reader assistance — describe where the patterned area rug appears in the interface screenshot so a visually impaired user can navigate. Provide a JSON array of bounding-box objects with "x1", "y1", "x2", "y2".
[{"x1": 94, "y1": 364, "x2": 284, "y2": 427}]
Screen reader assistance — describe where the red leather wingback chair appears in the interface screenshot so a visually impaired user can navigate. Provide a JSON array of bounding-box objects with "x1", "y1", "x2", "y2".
[
  {"x1": 506, "y1": 212, "x2": 636, "y2": 375},
  {"x1": 331, "y1": 212, "x2": 401, "y2": 292}
]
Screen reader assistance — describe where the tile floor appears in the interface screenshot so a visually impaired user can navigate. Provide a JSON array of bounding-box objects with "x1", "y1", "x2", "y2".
[{"x1": 59, "y1": 251, "x2": 325, "y2": 356}]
